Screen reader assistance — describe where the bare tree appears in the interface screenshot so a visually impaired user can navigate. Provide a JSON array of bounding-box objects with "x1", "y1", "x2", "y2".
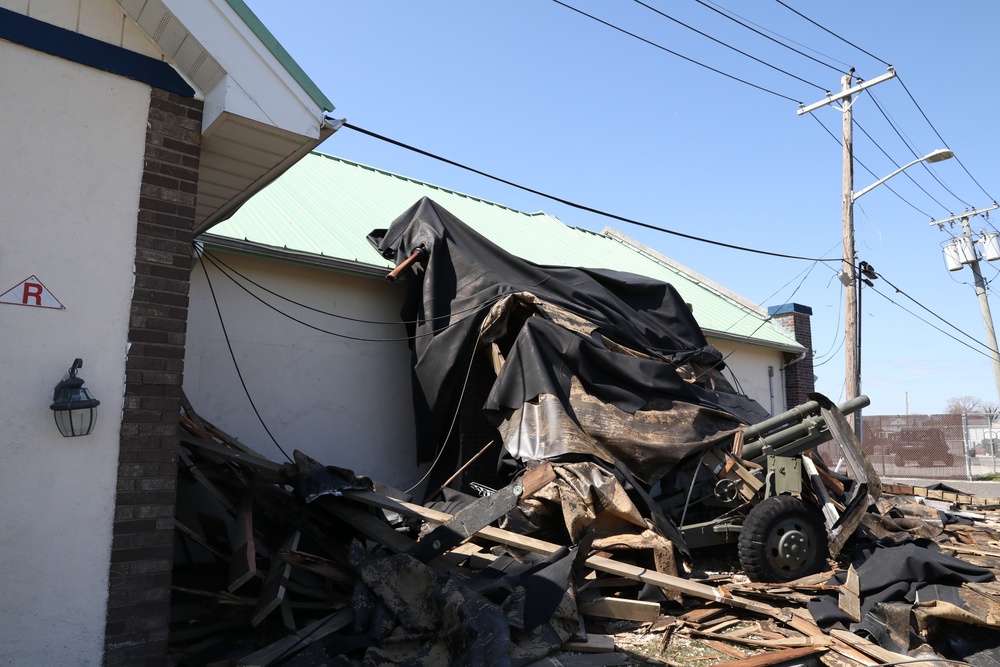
[{"x1": 945, "y1": 396, "x2": 983, "y2": 414}]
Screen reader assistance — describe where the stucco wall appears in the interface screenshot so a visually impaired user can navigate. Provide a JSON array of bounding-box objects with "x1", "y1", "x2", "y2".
[
  {"x1": 185, "y1": 251, "x2": 425, "y2": 491},
  {"x1": 709, "y1": 338, "x2": 790, "y2": 416},
  {"x1": 0, "y1": 41, "x2": 149, "y2": 665}
]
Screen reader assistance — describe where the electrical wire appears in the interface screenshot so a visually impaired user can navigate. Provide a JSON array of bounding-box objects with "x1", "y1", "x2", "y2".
[
  {"x1": 200, "y1": 247, "x2": 491, "y2": 327},
  {"x1": 343, "y1": 123, "x2": 841, "y2": 263},
  {"x1": 808, "y1": 114, "x2": 934, "y2": 220},
  {"x1": 403, "y1": 327, "x2": 485, "y2": 495},
  {"x1": 691, "y1": 0, "x2": 847, "y2": 75},
  {"x1": 897, "y1": 74, "x2": 998, "y2": 204},
  {"x1": 196, "y1": 247, "x2": 294, "y2": 463},
  {"x1": 867, "y1": 282, "x2": 991, "y2": 357},
  {"x1": 873, "y1": 268, "x2": 993, "y2": 351},
  {"x1": 548, "y1": 0, "x2": 804, "y2": 104},
  {"x1": 773, "y1": 0, "x2": 890, "y2": 67},
  {"x1": 199, "y1": 249, "x2": 501, "y2": 343},
  {"x1": 699, "y1": 0, "x2": 852, "y2": 70},
  {"x1": 852, "y1": 117, "x2": 952, "y2": 214},
  {"x1": 865, "y1": 89, "x2": 972, "y2": 210},
  {"x1": 632, "y1": 0, "x2": 827, "y2": 92}
]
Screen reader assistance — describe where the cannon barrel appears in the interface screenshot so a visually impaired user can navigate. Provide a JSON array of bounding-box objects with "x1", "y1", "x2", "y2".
[{"x1": 740, "y1": 395, "x2": 870, "y2": 462}]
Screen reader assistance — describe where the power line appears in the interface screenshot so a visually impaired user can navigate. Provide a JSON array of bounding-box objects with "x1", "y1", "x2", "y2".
[
  {"x1": 865, "y1": 89, "x2": 972, "y2": 210},
  {"x1": 700, "y1": 0, "x2": 852, "y2": 70},
  {"x1": 852, "y1": 117, "x2": 952, "y2": 214},
  {"x1": 808, "y1": 114, "x2": 934, "y2": 219},
  {"x1": 867, "y1": 282, "x2": 991, "y2": 358},
  {"x1": 871, "y1": 267, "x2": 992, "y2": 352},
  {"x1": 897, "y1": 74, "x2": 998, "y2": 204},
  {"x1": 343, "y1": 122, "x2": 841, "y2": 263},
  {"x1": 200, "y1": 247, "x2": 489, "y2": 327},
  {"x1": 773, "y1": 0, "x2": 890, "y2": 67},
  {"x1": 196, "y1": 248, "x2": 294, "y2": 462},
  {"x1": 632, "y1": 0, "x2": 827, "y2": 92},
  {"x1": 549, "y1": 0, "x2": 803, "y2": 103},
  {"x1": 199, "y1": 248, "x2": 499, "y2": 343},
  {"x1": 690, "y1": 0, "x2": 847, "y2": 75}
]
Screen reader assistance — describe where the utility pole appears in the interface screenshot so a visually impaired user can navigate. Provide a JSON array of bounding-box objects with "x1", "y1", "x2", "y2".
[
  {"x1": 932, "y1": 204, "x2": 1000, "y2": 404},
  {"x1": 798, "y1": 68, "x2": 897, "y2": 439}
]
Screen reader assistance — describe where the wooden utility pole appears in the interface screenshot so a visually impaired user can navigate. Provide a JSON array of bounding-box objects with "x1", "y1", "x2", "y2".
[{"x1": 841, "y1": 74, "x2": 858, "y2": 439}]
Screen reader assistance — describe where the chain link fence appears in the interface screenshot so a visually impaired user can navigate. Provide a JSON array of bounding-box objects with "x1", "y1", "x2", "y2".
[{"x1": 815, "y1": 413, "x2": 1000, "y2": 481}]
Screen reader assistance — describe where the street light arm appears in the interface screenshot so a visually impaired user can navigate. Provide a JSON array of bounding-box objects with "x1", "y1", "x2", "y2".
[{"x1": 852, "y1": 149, "x2": 954, "y2": 202}]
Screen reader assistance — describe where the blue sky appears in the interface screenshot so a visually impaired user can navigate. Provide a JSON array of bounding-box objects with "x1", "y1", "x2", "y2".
[{"x1": 244, "y1": 0, "x2": 1000, "y2": 415}]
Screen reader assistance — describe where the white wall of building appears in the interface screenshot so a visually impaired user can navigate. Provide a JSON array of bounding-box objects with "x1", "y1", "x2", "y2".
[
  {"x1": 710, "y1": 338, "x2": 791, "y2": 416},
  {"x1": 0, "y1": 41, "x2": 149, "y2": 666},
  {"x1": 185, "y1": 251, "x2": 425, "y2": 491}
]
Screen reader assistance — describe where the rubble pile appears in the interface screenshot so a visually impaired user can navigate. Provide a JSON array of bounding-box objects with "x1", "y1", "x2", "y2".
[
  {"x1": 168, "y1": 403, "x2": 1000, "y2": 666},
  {"x1": 168, "y1": 200, "x2": 1000, "y2": 665}
]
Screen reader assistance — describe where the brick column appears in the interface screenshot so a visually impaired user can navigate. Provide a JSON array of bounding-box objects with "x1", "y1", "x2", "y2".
[
  {"x1": 766, "y1": 303, "x2": 815, "y2": 409},
  {"x1": 104, "y1": 88, "x2": 202, "y2": 666}
]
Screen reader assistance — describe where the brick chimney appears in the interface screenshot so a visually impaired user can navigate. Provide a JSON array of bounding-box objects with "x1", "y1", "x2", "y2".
[{"x1": 766, "y1": 303, "x2": 815, "y2": 408}]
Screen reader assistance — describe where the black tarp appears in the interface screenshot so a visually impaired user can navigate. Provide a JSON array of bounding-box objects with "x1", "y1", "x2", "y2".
[{"x1": 369, "y1": 198, "x2": 769, "y2": 481}]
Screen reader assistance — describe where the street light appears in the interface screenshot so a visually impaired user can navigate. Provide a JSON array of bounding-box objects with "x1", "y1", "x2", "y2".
[
  {"x1": 852, "y1": 149, "x2": 954, "y2": 202},
  {"x1": 845, "y1": 148, "x2": 954, "y2": 440}
]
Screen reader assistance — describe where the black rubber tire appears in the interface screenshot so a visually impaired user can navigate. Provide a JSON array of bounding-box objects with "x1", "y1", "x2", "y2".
[{"x1": 738, "y1": 495, "x2": 829, "y2": 583}]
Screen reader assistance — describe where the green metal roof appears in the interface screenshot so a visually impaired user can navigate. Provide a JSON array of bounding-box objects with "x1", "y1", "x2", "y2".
[
  {"x1": 224, "y1": 0, "x2": 334, "y2": 112},
  {"x1": 206, "y1": 152, "x2": 803, "y2": 351}
]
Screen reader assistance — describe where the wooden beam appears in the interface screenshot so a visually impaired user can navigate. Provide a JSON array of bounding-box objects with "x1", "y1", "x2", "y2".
[{"x1": 579, "y1": 597, "x2": 661, "y2": 622}]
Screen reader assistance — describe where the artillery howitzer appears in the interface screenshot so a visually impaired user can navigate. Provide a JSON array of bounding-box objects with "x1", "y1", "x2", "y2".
[{"x1": 656, "y1": 393, "x2": 879, "y2": 582}]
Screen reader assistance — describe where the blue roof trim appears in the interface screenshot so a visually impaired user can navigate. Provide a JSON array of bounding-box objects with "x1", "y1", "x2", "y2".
[
  {"x1": 0, "y1": 8, "x2": 195, "y2": 98},
  {"x1": 767, "y1": 303, "x2": 813, "y2": 316}
]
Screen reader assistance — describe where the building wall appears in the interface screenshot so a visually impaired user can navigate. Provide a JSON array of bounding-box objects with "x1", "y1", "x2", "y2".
[
  {"x1": 185, "y1": 251, "x2": 424, "y2": 490},
  {"x1": 0, "y1": 40, "x2": 151, "y2": 666},
  {"x1": 710, "y1": 338, "x2": 789, "y2": 415}
]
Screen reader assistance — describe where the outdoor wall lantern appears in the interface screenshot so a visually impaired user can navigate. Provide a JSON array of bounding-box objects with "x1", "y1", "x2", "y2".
[{"x1": 50, "y1": 358, "x2": 100, "y2": 437}]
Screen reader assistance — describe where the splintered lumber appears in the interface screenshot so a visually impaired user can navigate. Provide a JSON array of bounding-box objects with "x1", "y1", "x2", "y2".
[
  {"x1": 827, "y1": 629, "x2": 941, "y2": 667},
  {"x1": 579, "y1": 596, "x2": 662, "y2": 622},
  {"x1": 562, "y1": 633, "x2": 616, "y2": 653},
  {"x1": 251, "y1": 530, "x2": 300, "y2": 627},
  {"x1": 343, "y1": 489, "x2": 774, "y2": 613},
  {"x1": 237, "y1": 608, "x2": 353, "y2": 666},
  {"x1": 837, "y1": 566, "x2": 860, "y2": 623},
  {"x1": 881, "y1": 483, "x2": 997, "y2": 508},
  {"x1": 717, "y1": 645, "x2": 828, "y2": 667},
  {"x1": 227, "y1": 492, "x2": 256, "y2": 592}
]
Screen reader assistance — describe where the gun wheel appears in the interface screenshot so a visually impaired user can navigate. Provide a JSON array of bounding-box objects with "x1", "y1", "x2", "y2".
[{"x1": 738, "y1": 495, "x2": 828, "y2": 583}]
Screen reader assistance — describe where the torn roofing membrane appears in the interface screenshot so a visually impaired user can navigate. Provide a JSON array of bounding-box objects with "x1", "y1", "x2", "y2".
[{"x1": 369, "y1": 197, "x2": 770, "y2": 480}]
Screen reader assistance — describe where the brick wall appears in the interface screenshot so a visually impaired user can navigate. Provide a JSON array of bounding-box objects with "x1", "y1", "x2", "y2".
[
  {"x1": 104, "y1": 88, "x2": 202, "y2": 666},
  {"x1": 767, "y1": 303, "x2": 815, "y2": 409}
]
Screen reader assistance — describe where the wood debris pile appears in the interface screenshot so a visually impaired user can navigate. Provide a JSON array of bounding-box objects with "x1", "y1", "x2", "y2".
[{"x1": 169, "y1": 402, "x2": 1000, "y2": 666}]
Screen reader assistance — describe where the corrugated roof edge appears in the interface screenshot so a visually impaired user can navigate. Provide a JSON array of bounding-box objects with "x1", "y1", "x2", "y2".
[
  {"x1": 601, "y1": 228, "x2": 769, "y2": 318},
  {"x1": 223, "y1": 0, "x2": 335, "y2": 112},
  {"x1": 311, "y1": 152, "x2": 564, "y2": 223}
]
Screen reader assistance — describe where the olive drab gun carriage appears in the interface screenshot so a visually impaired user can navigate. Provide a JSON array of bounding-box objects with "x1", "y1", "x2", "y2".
[{"x1": 656, "y1": 394, "x2": 879, "y2": 582}]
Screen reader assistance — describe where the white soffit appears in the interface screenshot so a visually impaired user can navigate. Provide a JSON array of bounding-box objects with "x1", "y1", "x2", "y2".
[{"x1": 117, "y1": 0, "x2": 334, "y2": 233}]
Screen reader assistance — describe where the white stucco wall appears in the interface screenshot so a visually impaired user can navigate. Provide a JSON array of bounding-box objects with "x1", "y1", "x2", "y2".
[
  {"x1": 185, "y1": 251, "x2": 425, "y2": 491},
  {"x1": 709, "y1": 338, "x2": 791, "y2": 416},
  {"x1": 0, "y1": 41, "x2": 150, "y2": 665}
]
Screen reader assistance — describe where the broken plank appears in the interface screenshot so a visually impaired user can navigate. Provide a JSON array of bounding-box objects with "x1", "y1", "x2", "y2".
[
  {"x1": 237, "y1": 608, "x2": 353, "y2": 667},
  {"x1": 578, "y1": 596, "x2": 661, "y2": 622},
  {"x1": 227, "y1": 492, "x2": 256, "y2": 592},
  {"x1": 837, "y1": 565, "x2": 860, "y2": 623},
  {"x1": 343, "y1": 490, "x2": 775, "y2": 614},
  {"x1": 827, "y1": 629, "x2": 941, "y2": 667},
  {"x1": 715, "y1": 646, "x2": 828, "y2": 667},
  {"x1": 562, "y1": 633, "x2": 616, "y2": 653},
  {"x1": 251, "y1": 530, "x2": 300, "y2": 627},
  {"x1": 525, "y1": 653, "x2": 628, "y2": 666}
]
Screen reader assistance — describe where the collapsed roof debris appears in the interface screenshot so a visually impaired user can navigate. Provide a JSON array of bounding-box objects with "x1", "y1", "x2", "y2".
[{"x1": 170, "y1": 199, "x2": 1000, "y2": 664}]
